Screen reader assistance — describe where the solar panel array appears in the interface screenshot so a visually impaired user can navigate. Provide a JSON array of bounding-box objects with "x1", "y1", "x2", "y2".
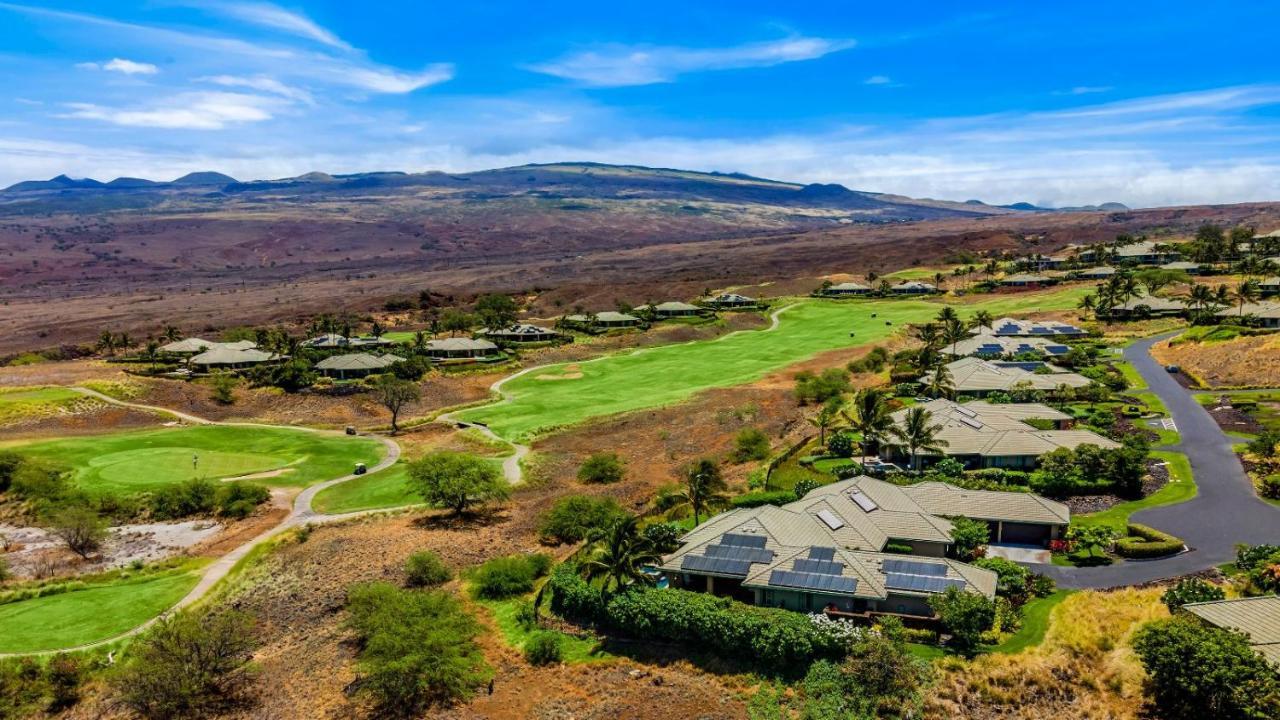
[
  {"x1": 769, "y1": 570, "x2": 859, "y2": 594},
  {"x1": 883, "y1": 559, "x2": 949, "y2": 576},
  {"x1": 808, "y1": 546, "x2": 836, "y2": 561},
  {"x1": 794, "y1": 558, "x2": 844, "y2": 575},
  {"x1": 681, "y1": 554, "x2": 753, "y2": 576},
  {"x1": 722, "y1": 533, "x2": 768, "y2": 549},
  {"x1": 850, "y1": 492, "x2": 878, "y2": 512},
  {"x1": 884, "y1": 573, "x2": 966, "y2": 593},
  {"x1": 705, "y1": 543, "x2": 774, "y2": 564},
  {"x1": 816, "y1": 509, "x2": 845, "y2": 530}
]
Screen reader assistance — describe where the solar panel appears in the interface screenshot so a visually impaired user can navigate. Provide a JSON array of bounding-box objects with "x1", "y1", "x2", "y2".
[
  {"x1": 721, "y1": 532, "x2": 768, "y2": 549},
  {"x1": 681, "y1": 554, "x2": 753, "y2": 576},
  {"x1": 883, "y1": 559, "x2": 949, "y2": 576},
  {"x1": 884, "y1": 573, "x2": 966, "y2": 593},
  {"x1": 768, "y1": 570, "x2": 859, "y2": 594},
  {"x1": 704, "y1": 543, "x2": 774, "y2": 564},
  {"x1": 816, "y1": 509, "x2": 845, "y2": 530},
  {"x1": 808, "y1": 546, "x2": 836, "y2": 561},
  {"x1": 794, "y1": 558, "x2": 844, "y2": 575},
  {"x1": 996, "y1": 323, "x2": 1020, "y2": 334},
  {"x1": 850, "y1": 492, "x2": 878, "y2": 512}
]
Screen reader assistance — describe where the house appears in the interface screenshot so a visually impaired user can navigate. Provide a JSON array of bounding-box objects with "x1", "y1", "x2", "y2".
[
  {"x1": 703, "y1": 293, "x2": 759, "y2": 309},
  {"x1": 1078, "y1": 266, "x2": 1117, "y2": 280},
  {"x1": 986, "y1": 317, "x2": 1086, "y2": 337},
  {"x1": 1183, "y1": 596, "x2": 1280, "y2": 666},
  {"x1": 424, "y1": 337, "x2": 499, "y2": 360},
  {"x1": 301, "y1": 334, "x2": 392, "y2": 349},
  {"x1": 564, "y1": 311, "x2": 643, "y2": 329},
  {"x1": 1261, "y1": 277, "x2": 1280, "y2": 297},
  {"x1": 883, "y1": 398, "x2": 1118, "y2": 470},
  {"x1": 943, "y1": 332, "x2": 1071, "y2": 358},
  {"x1": 1160, "y1": 260, "x2": 1203, "y2": 275},
  {"x1": 1216, "y1": 301, "x2": 1280, "y2": 329},
  {"x1": 1079, "y1": 241, "x2": 1178, "y2": 266},
  {"x1": 159, "y1": 337, "x2": 216, "y2": 354},
  {"x1": 921, "y1": 357, "x2": 1092, "y2": 397},
  {"x1": 481, "y1": 323, "x2": 561, "y2": 343},
  {"x1": 820, "y1": 281, "x2": 872, "y2": 296},
  {"x1": 639, "y1": 301, "x2": 706, "y2": 318},
  {"x1": 891, "y1": 281, "x2": 938, "y2": 295},
  {"x1": 1109, "y1": 295, "x2": 1188, "y2": 318},
  {"x1": 1000, "y1": 273, "x2": 1054, "y2": 288},
  {"x1": 188, "y1": 347, "x2": 281, "y2": 370},
  {"x1": 315, "y1": 352, "x2": 401, "y2": 379}
]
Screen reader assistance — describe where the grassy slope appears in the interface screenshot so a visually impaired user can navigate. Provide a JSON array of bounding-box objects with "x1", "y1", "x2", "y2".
[
  {"x1": 992, "y1": 590, "x2": 1073, "y2": 654},
  {"x1": 478, "y1": 595, "x2": 611, "y2": 664},
  {"x1": 461, "y1": 288, "x2": 1090, "y2": 441},
  {"x1": 0, "y1": 566, "x2": 202, "y2": 653},
  {"x1": 11, "y1": 425, "x2": 384, "y2": 493},
  {"x1": 0, "y1": 386, "x2": 83, "y2": 424},
  {"x1": 313, "y1": 456, "x2": 507, "y2": 514}
]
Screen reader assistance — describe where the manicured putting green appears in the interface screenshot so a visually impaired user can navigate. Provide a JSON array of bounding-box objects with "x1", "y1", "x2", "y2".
[
  {"x1": 0, "y1": 570, "x2": 200, "y2": 653},
  {"x1": 14, "y1": 425, "x2": 385, "y2": 493},
  {"x1": 460, "y1": 288, "x2": 1089, "y2": 441}
]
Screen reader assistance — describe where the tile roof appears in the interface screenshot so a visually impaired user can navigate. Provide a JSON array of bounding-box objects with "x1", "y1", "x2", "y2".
[
  {"x1": 889, "y1": 398, "x2": 1114, "y2": 458},
  {"x1": 425, "y1": 337, "x2": 498, "y2": 352},
  {"x1": 315, "y1": 352, "x2": 399, "y2": 371},
  {"x1": 924, "y1": 357, "x2": 1092, "y2": 393},
  {"x1": 1184, "y1": 596, "x2": 1280, "y2": 665},
  {"x1": 985, "y1": 317, "x2": 1086, "y2": 336},
  {"x1": 945, "y1": 332, "x2": 1071, "y2": 357}
]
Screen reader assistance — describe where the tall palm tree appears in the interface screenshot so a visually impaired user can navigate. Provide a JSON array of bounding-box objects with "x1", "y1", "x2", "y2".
[
  {"x1": 933, "y1": 272, "x2": 946, "y2": 291},
  {"x1": 915, "y1": 345, "x2": 943, "y2": 374},
  {"x1": 889, "y1": 406, "x2": 949, "y2": 471},
  {"x1": 161, "y1": 325, "x2": 181, "y2": 342},
  {"x1": 671, "y1": 458, "x2": 729, "y2": 526},
  {"x1": 809, "y1": 397, "x2": 843, "y2": 446},
  {"x1": 144, "y1": 340, "x2": 159, "y2": 370},
  {"x1": 844, "y1": 388, "x2": 894, "y2": 456},
  {"x1": 942, "y1": 317, "x2": 967, "y2": 357},
  {"x1": 412, "y1": 330, "x2": 428, "y2": 352},
  {"x1": 925, "y1": 365, "x2": 955, "y2": 400},
  {"x1": 914, "y1": 322, "x2": 941, "y2": 349},
  {"x1": 581, "y1": 516, "x2": 660, "y2": 595},
  {"x1": 96, "y1": 330, "x2": 116, "y2": 356},
  {"x1": 936, "y1": 306, "x2": 960, "y2": 325},
  {"x1": 970, "y1": 310, "x2": 994, "y2": 334},
  {"x1": 1185, "y1": 283, "x2": 1214, "y2": 317},
  {"x1": 1235, "y1": 279, "x2": 1261, "y2": 318}
]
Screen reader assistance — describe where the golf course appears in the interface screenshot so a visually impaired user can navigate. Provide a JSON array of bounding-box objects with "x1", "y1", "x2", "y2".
[
  {"x1": 9, "y1": 425, "x2": 386, "y2": 494},
  {"x1": 459, "y1": 288, "x2": 1090, "y2": 441}
]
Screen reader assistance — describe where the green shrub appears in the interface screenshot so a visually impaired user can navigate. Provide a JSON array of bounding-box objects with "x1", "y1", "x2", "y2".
[
  {"x1": 346, "y1": 582, "x2": 491, "y2": 715},
  {"x1": 947, "y1": 517, "x2": 989, "y2": 560},
  {"x1": 1134, "y1": 617, "x2": 1280, "y2": 720},
  {"x1": 1246, "y1": 430, "x2": 1280, "y2": 459},
  {"x1": 1160, "y1": 578, "x2": 1225, "y2": 612},
  {"x1": 927, "y1": 587, "x2": 995, "y2": 654},
  {"x1": 973, "y1": 557, "x2": 1031, "y2": 603},
  {"x1": 0, "y1": 451, "x2": 21, "y2": 493},
  {"x1": 794, "y1": 368, "x2": 850, "y2": 405},
  {"x1": 470, "y1": 554, "x2": 552, "y2": 599},
  {"x1": 1114, "y1": 523, "x2": 1183, "y2": 559},
  {"x1": 547, "y1": 564, "x2": 606, "y2": 625},
  {"x1": 1236, "y1": 543, "x2": 1280, "y2": 570},
  {"x1": 215, "y1": 483, "x2": 270, "y2": 519},
  {"x1": 641, "y1": 522, "x2": 682, "y2": 553},
  {"x1": 523, "y1": 632, "x2": 563, "y2": 666},
  {"x1": 1068, "y1": 545, "x2": 1113, "y2": 566},
  {"x1": 932, "y1": 457, "x2": 965, "y2": 478},
  {"x1": 792, "y1": 478, "x2": 821, "y2": 500},
  {"x1": 826, "y1": 432, "x2": 854, "y2": 458},
  {"x1": 883, "y1": 541, "x2": 914, "y2": 555},
  {"x1": 150, "y1": 478, "x2": 219, "y2": 520},
  {"x1": 733, "y1": 428, "x2": 772, "y2": 462},
  {"x1": 577, "y1": 452, "x2": 626, "y2": 484},
  {"x1": 536, "y1": 496, "x2": 627, "y2": 544},
  {"x1": 730, "y1": 490, "x2": 796, "y2": 508},
  {"x1": 404, "y1": 551, "x2": 452, "y2": 588},
  {"x1": 1259, "y1": 474, "x2": 1280, "y2": 500}
]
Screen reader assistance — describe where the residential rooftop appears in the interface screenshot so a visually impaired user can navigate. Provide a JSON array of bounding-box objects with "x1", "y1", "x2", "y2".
[{"x1": 1184, "y1": 596, "x2": 1280, "y2": 665}]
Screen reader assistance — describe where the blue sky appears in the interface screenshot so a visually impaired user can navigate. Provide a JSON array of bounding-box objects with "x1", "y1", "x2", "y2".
[{"x1": 2, "y1": 1, "x2": 1279, "y2": 207}]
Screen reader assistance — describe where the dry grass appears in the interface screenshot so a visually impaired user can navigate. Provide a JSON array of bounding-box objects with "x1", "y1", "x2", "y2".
[
  {"x1": 926, "y1": 588, "x2": 1169, "y2": 720},
  {"x1": 1152, "y1": 333, "x2": 1280, "y2": 387}
]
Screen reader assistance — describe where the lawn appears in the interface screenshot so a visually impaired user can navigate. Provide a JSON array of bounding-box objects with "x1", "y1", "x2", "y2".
[
  {"x1": 991, "y1": 590, "x2": 1073, "y2": 654},
  {"x1": 478, "y1": 595, "x2": 611, "y2": 664},
  {"x1": 312, "y1": 457, "x2": 504, "y2": 514},
  {"x1": 11, "y1": 425, "x2": 385, "y2": 494},
  {"x1": 0, "y1": 565, "x2": 202, "y2": 653},
  {"x1": 1073, "y1": 451, "x2": 1196, "y2": 532},
  {"x1": 460, "y1": 288, "x2": 1090, "y2": 441},
  {"x1": 0, "y1": 386, "x2": 83, "y2": 424}
]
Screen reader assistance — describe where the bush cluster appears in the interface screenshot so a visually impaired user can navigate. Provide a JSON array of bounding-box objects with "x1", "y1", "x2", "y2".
[
  {"x1": 470, "y1": 553, "x2": 552, "y2": 599},
  {"x1": 729, "y1": 490, "x2": 795, "y2": 508},
  {"x1": 536, "y1": 495, "x2": 627, "y2": 544},
  {"x1": 1114, "y1": 523, "x2": 1184, "y2": 559},
  {"x1": 1160, "y1": 577, "x2": 1225, "y2": 612},
  {"x1": 577, "y1": 452, "x2": 626, "y2": 484},
  {"x1": 404, "y1": 551, "x2": 452, "y2": 588},
  {"x1": 794, "y1": 368, "x2": 850, "y2": 405},
  {"x1": 522, "y1": 632, "x2": 563, "y2": 666},
  {"x1": 150, "y1": 478, "x2": 270, "y2": 520},
  {"x1": 1030, "y1": 443, "x2": 1147, "y2": 498}
]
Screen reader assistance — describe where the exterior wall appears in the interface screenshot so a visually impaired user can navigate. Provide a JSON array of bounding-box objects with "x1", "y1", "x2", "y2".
[
  {"x1": 895, "y1": 540, "x2": 947, "y2": 557},
  {"x1": 981, "y1": 454, "x2": 1039, "y2": 470},
  {"x1": 873, "y1": 594, "x2": 934, "y2": 617}
]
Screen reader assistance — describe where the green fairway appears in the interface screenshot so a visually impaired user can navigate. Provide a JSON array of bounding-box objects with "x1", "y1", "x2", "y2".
[
  {"x1": 459, "y1": 288, "x2": 1090, "y2": 441},
  {"x1": 12, "y1": 425, "x2": 385, "y2": 493},
  {"x1": 0, "y1": 386, "x2": 83, "y2": 424},
  {"x1": 313, "y1": 456, "x2": 505, "y2": 514},
  {"x1": 0, "y1": 568, "x2": 201, "y2": 653}
]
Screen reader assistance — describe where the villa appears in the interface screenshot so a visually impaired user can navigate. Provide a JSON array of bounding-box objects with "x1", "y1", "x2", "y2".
[
  {"x1": 1261, "y1": 276, "x2": 1280, "y2": 296},
  {"x1": 159, "y1": 337, "x2": 220, "y2": 354},
  {"x1": 1078, "y1": 266, "x2": 1117, "y2": 280},
  {"x1": 1183, "y1": 596, "x2": 1280, "y2": 666},
  {"x1": 315, "y1": 352, "x2": 402, "y2": 379},
  {"x1": 481, "y1": 323, "x2": 562, "y2": 343},
  {"x1": 703, "y1": 293, "x2": 759, "y2": 309},
  {"x1": 1110, "y1": 295, "x2": 1188, "y2": 318},
  {"x1": 984, "y1": 317, "x2": 1086, "y2": 337},
  {"x1": 424, "y1": 337, "x2": 499, "y2": 360},
  {"x1": 882, "y1": 398, "x2": 1117, "y2": 470},
  {"x1": 1160, "y1": 260, "x2": 1203, "y2": 274},
  {"x1": 188, "y1": 346, "x2": 282, "y2": 370},
  {"x1": 564, "y1": 311, "x2": 643, "y2": 329},
  {"x1": 943, "y1": 331, "x2": 1071, "y2": 358},
  {"x1": 821, "y1": 281, "x2": 872, "y2": 296},
  {"x1": 1000, "y1": 273, "x2": 1054, "y2": 288},
  {"x1": 301, "y1": 333, "x2": 393, "y2": 350},
  {"x1": 891, "y1": 281, "x2": 938, "y2": 295},
  {"x1": 1078, "y1": 241, "x2": 1180, "y2": 266},
  {"x1": 1216, "y1": 301, "x2": 1280, "y2": 329},
  {"x1": 639, "y1": 301, "x2": 706, "y2": 318},
  {"x1": 921, "y1": 357, "x2": 1093, "y2": 397}
]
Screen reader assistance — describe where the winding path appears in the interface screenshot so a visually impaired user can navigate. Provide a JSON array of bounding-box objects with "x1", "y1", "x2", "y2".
[
  {"x1": 1041, "y1": 332, "x2": 1280, "y2": 589},
  {"x1": 0, "y1": 388, "x2": 401, "y2": 657}
]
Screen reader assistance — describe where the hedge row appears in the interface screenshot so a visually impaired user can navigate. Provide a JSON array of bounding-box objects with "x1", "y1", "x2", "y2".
[
  {"x1": 730, "y1": 490, "x2": 796, "y2": 509},
  {"x1": 1114, "y1": 523, "x2": 1184, "y2": 559},
  {"x1": 546, "y1": 566, "x2": 843, "y2": 670}
]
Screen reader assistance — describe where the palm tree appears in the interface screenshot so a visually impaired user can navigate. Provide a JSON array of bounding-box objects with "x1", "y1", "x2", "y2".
[
  {"x1": 161, "y1": 325, "x2": 181, "y2": 342},
  {"x1": 671, "y1": 458, "x2": 729, "y2": 526},
  {"x1": 914, "y1": 322, "x2": 941, "y2": 349},
  {"x1": 96, "y1": 330, "x2": 116, "y2": 356},
  {"x1": 889, "y1": 406, "x2": 949, "y2": 471},
  {"x1": 1185, "y1": 283, "x2": 1215, "y2": 318},
  {"x1": 933, "y1": 272, "x2": 946, "y2": 291},
  {"x1": 936, "y1": 306, "x2": 960, "y2": 325},
  {"x1": 970, "y1": 310, "x2": 994, "y2": 334},
  {"x1": 844, "y1": 388, "x2": 893, "y2": 456},
  {"x1": 942, "y1": 317, "x2": 967, "y2": 357},
  {"x1": 925, "y1": 365, "x2": 954, "y2": 400},
  {"x1": 144, "y1": 340, "x2": 159, "y2": 370},
  {"x1": 1235, "y1": 279, "x2": 1261, "y2": 318},
  {"x1": 810, "y1": 397, "x2": 843, "y2": 446},
  {"x1": 580, "y1": 516, "x2": 660, "y2": 595},
  {"x1": 412, "y1": 330, "x2": 427, "y2": 352}
]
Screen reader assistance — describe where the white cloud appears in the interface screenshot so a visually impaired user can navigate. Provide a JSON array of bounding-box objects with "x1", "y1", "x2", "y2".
[
  {"x1": 197, "y1": 2, "x2": 349, "y2": 50},
  {"x1": 335, "y1": 64, "x2": 455, "y2": 94},
  {"x1": 199, "y1": 75, "x2": 313, "y2": 104},
  {"x1": 864, "y1": 75, "x2": 892, "y2": 85},
  {"x1": 530, "y1": 36, "x2": 855, "y2": 86},
  {"x1": 1057, "y1": 85, "x2": 1112, "y2": 95},
  {"x1": 60, "y1": 91, "x2": 281, "y2": 130},
  {"x1": 75, "y1": 57, "x2": 159, "y2": 74}
]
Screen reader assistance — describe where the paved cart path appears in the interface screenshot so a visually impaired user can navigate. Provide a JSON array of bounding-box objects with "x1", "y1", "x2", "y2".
[
  {"x1": 1042, "y1": 332, "x2": 1280, "y2": 589},
  {"x1": 0, "y1": 389, "x2": 400, "y2": 657}
]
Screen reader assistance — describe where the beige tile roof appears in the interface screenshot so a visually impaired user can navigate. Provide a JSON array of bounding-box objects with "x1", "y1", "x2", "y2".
[
  {"x1": 946, "y1": 332, "x2": 1070, "y2": 357},
  {"x1": 425, "y1": 337, "x2": 498, "y2": 352},
  {"x1": 1184, "y1": 596, "x2": 1280, "y2": 665},
  {"x1": 1116, "y1": 295, "x2": 1187, "y2": 312},
  {"x1": 793, "y1": 477, "x2": 954, "y2": 546},
  {"x1": 889, "y1": 398, "x2": 1114, "y2": 459},
  {"x1": 1217, "y1": 301, "x2": 1280, "y2": 320},
  {"x1": 1002, "y1": 273, "x2": 1050, "y2": 283},
  {"x1": 923, "y1": 357, "x2": 1091, "y2": 393},
  {"x1": 159, "y1": 337, "x2": 214, "y2": 353},
  {"x1": 315, "y1": 352, "x2": 397, "y2": 371},
  {"x1": 825, "y1": 282, "x2": 871, "y2": 292},
  {"x1": 1080, "y1": 265, "x2": 1117, "y2": 277},
  {"x1": 902, "y1": 481, "x2": 1070, "y2": 525},
  {"x1": 189, "y1": 347, "x2": 278, "y2": 366},
  {"x1": 846, "y1": 550, "x2": 997, "y2": 599},
  {"x1": 892, "y1": 281, "x2": 937, "y2": 291}
]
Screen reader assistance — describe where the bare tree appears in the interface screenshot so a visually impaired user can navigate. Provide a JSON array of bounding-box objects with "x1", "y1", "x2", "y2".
[
  {"x1": 48, "y1": 505, "x2": 107, "y2": 559},
  {"x1": 374, "y1": 375, "x2": 421, "y2": 433}
]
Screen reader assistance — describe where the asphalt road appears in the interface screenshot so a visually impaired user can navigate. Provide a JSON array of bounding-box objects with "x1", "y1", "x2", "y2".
[{"x1": 1041, "y1": 332, "x2": 1280, "y2": 589}]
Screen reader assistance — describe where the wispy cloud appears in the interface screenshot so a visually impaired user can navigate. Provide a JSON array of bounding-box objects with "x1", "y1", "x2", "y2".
[
  {"x1": 529, "y1": 36, "x2": 854, "y2": 87},
  {"x1": 198, "y1": 75, "x2": 313, "y2": 104},
  {"x1": 199, "y1": 2, "x2": 350, "y2": 50},
  {"x1": 60, "y1": 91, "x2": 282, "y2": 130},
  {"x1": 75, "y1": 57, "x2": 159, "y2": 75},
  {"x1": 1055, "y1": 85, "x2": 1112, "y2": 96},
  {"x1": 864, "y1": 75, "x2": 892, "y2": 85}
]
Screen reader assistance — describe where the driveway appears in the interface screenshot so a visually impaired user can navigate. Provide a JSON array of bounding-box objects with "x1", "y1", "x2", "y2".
[{"x1": 1039, "y1": 332, "x2": 1280, "y2": 589}]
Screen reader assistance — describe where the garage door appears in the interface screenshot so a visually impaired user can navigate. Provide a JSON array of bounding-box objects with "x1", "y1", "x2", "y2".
[{"x1": 999, "y1": 522, "x2": 1051, "y2": 545}]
